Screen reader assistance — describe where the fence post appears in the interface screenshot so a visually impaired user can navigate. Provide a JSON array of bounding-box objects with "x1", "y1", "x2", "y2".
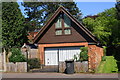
[{"x1": 3, "y1": 49, "x2": 6, "y2": 72}]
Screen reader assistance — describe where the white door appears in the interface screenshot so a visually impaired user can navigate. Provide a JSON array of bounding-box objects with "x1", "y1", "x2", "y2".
[
  {"x1": 59, "y1": 47, "x2": 81, "y2": 62},
  {"x1": 45, "y1": 48, "x2": 58, "y2": 65},
  {"x1": 45, "y1": 47, "x2": 81, "y2": 65}
]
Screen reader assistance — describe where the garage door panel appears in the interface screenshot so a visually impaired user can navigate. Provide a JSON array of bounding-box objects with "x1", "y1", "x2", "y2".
[
  {"x1": 45, "y1": 48, "x2": 58, "y2": 65},
  {"x1": 45, "y1": 47, "x2": 81, "y2": 65},
  {"x1": 59, "y1": 47, "x2": 81, "y2": 62}
]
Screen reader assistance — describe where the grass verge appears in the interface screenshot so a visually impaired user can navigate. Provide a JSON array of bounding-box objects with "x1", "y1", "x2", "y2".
[{"x1": 96, "y1": 56, "x2": 118, "y2": 73}]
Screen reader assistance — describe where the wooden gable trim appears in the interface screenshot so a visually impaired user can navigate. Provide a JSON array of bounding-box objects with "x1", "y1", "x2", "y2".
[
  {"x1": 61, "y1": 8, "x2": 97, "y2": 42},
  {"x1": 34, "y1": 6, "x2": 97, "y2": 43},
  {"x1": 33, "y1": 7, "x2": 62, "y2": 43}
]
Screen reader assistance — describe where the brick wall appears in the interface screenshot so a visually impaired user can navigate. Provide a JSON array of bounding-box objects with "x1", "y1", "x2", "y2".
[
  {"x1": 38, "y1": 42, "x2": 88, "y2": 64},
  {"x1": 38, "y1": 43, "x2": 103, "y2": 71},
  {"x1": 88, "y1": 45, "x2": 103, "y2": 71}
]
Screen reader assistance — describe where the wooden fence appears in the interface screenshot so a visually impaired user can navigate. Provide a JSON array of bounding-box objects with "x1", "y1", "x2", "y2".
[
  {"x1": 0, "y1": 52, "x2": 6, "y2": 72},
  {"x1": 6, "y1": 62, "x2": 27, "y2": 72},
  {"x1": 21, "y1": 49, "x2": 38, "y2": 59},
  {"x1": 0, "y1": 53, "x2": 3, "y2": 71},
  {"x1": 59, "y1": 61, "x2": 88, "y2": 73},
  {"x1": 29, "y1": 49, "x2": 38, "y2": 59}
]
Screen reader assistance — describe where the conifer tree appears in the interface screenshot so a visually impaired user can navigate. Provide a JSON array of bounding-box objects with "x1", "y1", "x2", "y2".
[
  {"x1": 2, "y1": 2, "x2": 28, "y2": 49},
  {"x1": 22, "y1": 2, "x2": 82, "y2": 31}
]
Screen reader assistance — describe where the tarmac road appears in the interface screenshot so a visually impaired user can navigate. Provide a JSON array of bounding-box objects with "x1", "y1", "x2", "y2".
[{"x1": 1, "y1": 73, "x2": 120, "y2": 80}]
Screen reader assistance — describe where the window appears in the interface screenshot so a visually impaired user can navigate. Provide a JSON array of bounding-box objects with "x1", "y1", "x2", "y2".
[
  {"x1": 55, "y1": 30, "x2": 62, "y2": 35},
  {"x1": 64, "y1": 29, "x2": 71, "y2": 35},
  {"x1": 55, "y1": 13, "x2": 72, "y2": 36},
  {"x1": 64, "y1": 14, "x2": 71, "y2": 28},
  {"x1": 55, "y1": 15, "x2": 62, "y2": 28}
]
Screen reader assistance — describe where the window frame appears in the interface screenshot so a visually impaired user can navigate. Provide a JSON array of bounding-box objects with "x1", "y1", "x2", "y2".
[{"x1": 55, "y1": 13, "x2": 72, "y2": 36}]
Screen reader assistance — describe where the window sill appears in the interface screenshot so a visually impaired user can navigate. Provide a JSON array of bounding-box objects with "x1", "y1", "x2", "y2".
[{"x1": 55, "y1": 34, "x2": 72, "y2": 36}]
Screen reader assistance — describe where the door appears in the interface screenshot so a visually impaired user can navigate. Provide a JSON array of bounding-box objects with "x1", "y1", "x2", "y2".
[
  {"x1": 45, "y1": 48, "x2": 58, "y2": 65},
  {"x1": 59, "y1": 47, "x2": 81, "y2": 62},
  {"x1": 45, "y1": 47, "x2": 81, "y2": 65}
]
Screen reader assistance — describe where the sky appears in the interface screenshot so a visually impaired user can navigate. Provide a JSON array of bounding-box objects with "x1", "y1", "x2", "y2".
[
  {"x1": 77, "y1": 2, "x2": 116, "y2": 17},
  {"x1": 18, "y1": 2, "x2": 116, "y2": 18}
]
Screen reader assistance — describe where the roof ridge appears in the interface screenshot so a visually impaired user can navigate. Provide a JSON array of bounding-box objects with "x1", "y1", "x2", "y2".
[{"x1": 34, "y1": 6, "x2": 97, "y2": 43}]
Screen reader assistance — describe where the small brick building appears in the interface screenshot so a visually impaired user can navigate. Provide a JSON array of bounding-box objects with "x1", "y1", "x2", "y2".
[{"x1": 33, "y1": 6, "x2": 103, "y2": 71}]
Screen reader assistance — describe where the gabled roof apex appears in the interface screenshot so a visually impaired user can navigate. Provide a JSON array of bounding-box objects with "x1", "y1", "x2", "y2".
[{"x1": 33, "y1": 6, "x2": 97, "y2": 43}]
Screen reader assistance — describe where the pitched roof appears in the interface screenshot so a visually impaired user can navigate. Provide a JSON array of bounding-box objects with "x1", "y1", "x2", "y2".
[
  {"x1": 84, "y1": 15, "x2": 99, "y2": 19},
  {"x1": 33, "y1": 6, "x2": 97, "y2": 43}
]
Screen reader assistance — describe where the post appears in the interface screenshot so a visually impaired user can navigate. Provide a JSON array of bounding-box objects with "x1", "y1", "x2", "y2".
[
  {"x1": 3, "y1": 49, "x2": 6, "y2": 72},
  {"x1": 26, "y1": 50, "x2": 28, "y2": 72},
  {"x1": 22, "y1": 43, "x2": 29, "y2": 72}
]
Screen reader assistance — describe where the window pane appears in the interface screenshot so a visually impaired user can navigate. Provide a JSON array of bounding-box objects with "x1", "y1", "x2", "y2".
[
  {"x1": 64, "y1": 14, "x2": 71, "y2": 28},
  {"x1": 55, "y1": 30, "x2": 62, "y2": 35},
  {"x1": 64, "y1": 29, "x2": 71, "y2": 35},
  {"x1": 55, "y1": 16, "x2": 62, "y2": 28}
]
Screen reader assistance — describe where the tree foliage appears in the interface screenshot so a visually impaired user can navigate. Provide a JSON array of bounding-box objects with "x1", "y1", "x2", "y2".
[
  {"x1": 116, "y1": 1, "x2": 120, "y2": 19},
  {"x1": 80, "y1": 47, "x2": 88, "y2": 61},
  {"x1": 83, "y1": 8, "x2": 120, "y2": 46},
  {"x1": 28, "y1": 58, "x2": 40, "y2": 69},
  {"x1": 9, "y1": 48, "x2": 26, "y2": 63},
  {"x1": 2, "y1": 2, "x2": 28, "y2": 49},
  {"x1": 22, "y1": 2, "x2": 82, "y2": 31}
]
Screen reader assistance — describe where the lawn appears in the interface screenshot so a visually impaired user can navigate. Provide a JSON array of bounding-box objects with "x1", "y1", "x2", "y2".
[{"x1": 96, "y1": 56, "x2": 118, "y2": 73}]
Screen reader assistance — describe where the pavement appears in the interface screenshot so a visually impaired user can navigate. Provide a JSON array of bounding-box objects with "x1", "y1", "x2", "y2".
[{"x1": 1, "y1": 73, "x2": 119, "y2": 78}]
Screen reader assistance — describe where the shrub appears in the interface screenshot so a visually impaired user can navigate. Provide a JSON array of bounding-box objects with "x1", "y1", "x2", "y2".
[
  {"x1": 74, "y1": 55, "x2": 77, "y2": 61},
  {"x1": 102, "y1": 56, "x2": 106, "y2": 61},
  {"x1": 80, "y1": 47, "x2": 88, "y2": 61},
  {"x1": 74, "y1": 54, "x2": 80, "y2": 61},
  {"x1": 27, "y1": 58, "x2": 40, "y2": 69},
  {"x1": 9, "y1": 48, "x2": 27, "y2": 63},
  {"x1": 103, "y1": 46, "x2": 107, "y2": 56}
]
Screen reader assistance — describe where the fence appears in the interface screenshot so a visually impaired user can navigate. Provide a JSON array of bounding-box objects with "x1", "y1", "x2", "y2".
[
  {"x1": 6, "y1": 62, "x2": 27, "y2": 72},
  {"x1": 59, "y1": 61, "x2": 88, "y2": 73},
  {"x1": 0, "y1": 53, "x2": 3, "y2": 71},
  {"x1": 0, "y1": 52, "x2": 6, "y2": 72},
  {"x1": 29, "y1": 49, "x2": 38, "y2": 59},
  {"x1": 21, "y1": 48, "x2": 38, "y2": 59}
]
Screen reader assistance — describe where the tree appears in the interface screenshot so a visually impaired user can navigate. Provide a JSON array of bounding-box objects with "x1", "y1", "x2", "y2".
[
  {"x1": 9, "y1": 48, "x2": 26, "y2": 63},
  {"x1": 83, "y1": 8, "x2": 120, "y2": 46},
  {"x1": 116, "y1": 1, "x2": 120, "y2": 19},
  {"x1": 22, "y1": 2, "x2": 82, "y2": 31},
  {"x1": 2, "y1": 2, "x2": 28, "y2": 50}
]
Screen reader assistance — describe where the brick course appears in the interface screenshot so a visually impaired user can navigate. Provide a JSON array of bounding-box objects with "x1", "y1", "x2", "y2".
[
  {"x1": 88, "y1": 45, "x2": 103, "y2": 71},
  {"x1": 38, "y1": 42, "x2": 103, "y2": 71}
]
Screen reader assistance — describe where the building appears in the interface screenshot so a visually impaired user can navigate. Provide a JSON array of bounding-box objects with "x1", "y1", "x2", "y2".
[{"x1": 33, "y1": 6, "x2": 103, "y2": 71}]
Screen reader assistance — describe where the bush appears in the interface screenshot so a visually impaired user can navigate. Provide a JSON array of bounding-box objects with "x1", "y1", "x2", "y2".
[
  {"x1": 102, "y1": 56, "x2": 106, "y2": 61},
  {"x1": 80, "y1": 47, "x2": 88, "y2": 61},
  {"x1": 9, "y1": 48, "x2": 27, "y2": 63},
  {"x1": 103, "y1": 46, "x2": 107, "y2": 56},
  {"x1": 74, "y1": 55, "x2": 77, "y2": 61},
  {"x1": 27, "y1": 58, "x2": 40, "y2": 69}
]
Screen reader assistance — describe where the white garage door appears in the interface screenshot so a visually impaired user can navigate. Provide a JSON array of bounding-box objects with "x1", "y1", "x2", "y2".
[
  {"x1": 45, "y1": 48, "x2": 58, "y2": 65},
  {"x1": 45, "y1": 47, "x2": 81, "y2": 65}
]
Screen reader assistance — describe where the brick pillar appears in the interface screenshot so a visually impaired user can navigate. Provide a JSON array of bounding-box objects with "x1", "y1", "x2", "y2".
[
  {"x1": 38, "y1": 45, "x2": 44, "y2": 65},
  {"x1": 88, "y1": 45, "x2": 103, "y2": 71},
  {"x1": 88, "y1": 45, "x2": 97, "y2": 71}
]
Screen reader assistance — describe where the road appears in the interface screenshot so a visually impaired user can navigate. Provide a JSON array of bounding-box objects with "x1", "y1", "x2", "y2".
[{"x1": 1, "y1": 73, "x2": 120, "y2": 80}]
